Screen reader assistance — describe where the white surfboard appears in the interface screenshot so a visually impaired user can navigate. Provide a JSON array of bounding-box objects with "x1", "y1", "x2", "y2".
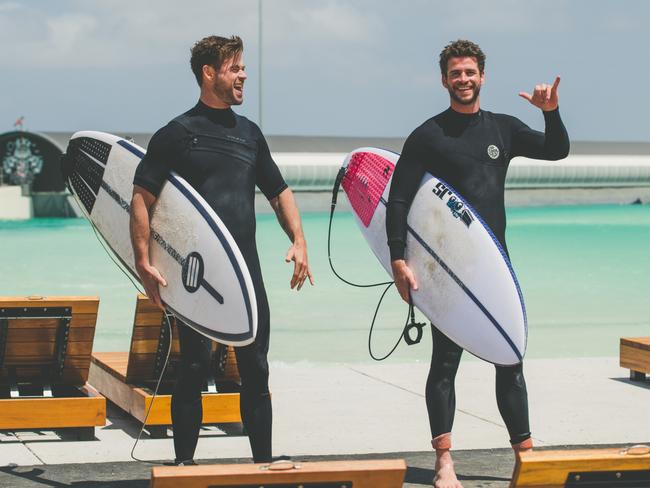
[
  {"x1": 63, "y1": 131, "x2": 257, "y2": 346},
  {"x1": 341, "y1": 147, "x2": 527, "y2": 365}
]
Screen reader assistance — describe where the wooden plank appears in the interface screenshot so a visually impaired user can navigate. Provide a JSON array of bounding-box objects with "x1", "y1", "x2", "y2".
[
  {"x1": 130, "y1": 339, "x2": 163, "y2": 354},
  {"x1": 620, "y1": 343, "x2": 650, "y2": 374},
  {"x1": 6, "y1": 318, "x2": 60, "y2": 329},
  {"x1": 136, "y1": 295, "x2": 163, "y2": 312},
  {"x1": 91, "y1": 352, "x2": 129, "y2": 381},
  {"x1": 139, "y1": 390, "x2": 241, "y2": 425},
  {"x1": 130, "y1": 339, "x2": 180, "y2": 353},
  {"x1": 0, "y1": 297, "x2": 99, "y2": 315},
  {"x1": 7, "y1": 327, "x2": 95, "y2": 343},
  {"x1": 125, "y1": 354, "x2": 172, "y2": 382},
  {"x1": 0, "y1": 367, "x2": 88, "y2": 385},
  {"x1": 134, "y1": 312, "x2": 166, "y2": 327},
  {"x1": 620, "y1": 337, "x2": 650, "y2": 350},
  {"x1": 5, "y1": 315, "x2": 98, "y2": 329},
  {"x1": 132, "y1": 327, "x2": 168, "y2": 341},
  {"x1": 5, "y1": 342, "x2": 56, "y2": 358},
  {"x1": 5, "y1": 341, "x2": 93, "y2": 358},
  {"x1": 0, "y1": 387, "x2": 105, "y2": 429},
  {"x1": 88, "y1": 359, "x2": 146, "y2": 420},
  {"x1": 511, "y1": 447, "x2": 650, "y2": 487},
  {"x1": 150, "y1": 459, "x2": 407, "y2": 488}
]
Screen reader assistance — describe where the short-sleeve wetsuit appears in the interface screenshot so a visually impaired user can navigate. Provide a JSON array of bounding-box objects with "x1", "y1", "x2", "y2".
[
  {"x1": 386, "y1": 107, "x2": 569, "y2": 445},
  {"x1": 134, "y1": 101, "x2": 287, "y2": 463}
]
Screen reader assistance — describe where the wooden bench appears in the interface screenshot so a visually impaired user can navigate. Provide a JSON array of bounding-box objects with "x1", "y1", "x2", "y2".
[
  {"x1": 620, "y1": 337, "x2": 650, "y2": 381},
  {"x1": 88, "y1": 295, "x2": 241, "y2": 438},
  {"x1": 511, "y1": 446, "x2": 650, "y2": 487},
  {"x1": 0, "y1": 296, "x2": 105, "y2": 440},
  {"x1": 150, "y1": 459, "x2": 407, "y2": 488}
]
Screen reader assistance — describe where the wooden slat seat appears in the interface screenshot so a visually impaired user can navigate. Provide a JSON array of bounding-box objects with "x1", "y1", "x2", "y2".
[
  {"x1": 511, "y1": 446, "x2": 650, "y2": 487},
  {"x1": 150, "y1": 459, "x2": 407, "y2": 488},
  {"x1": 88, "y1": 295, "x2": 242, "y2": 438},
  {"x1": 0, "y1": 296, "x2": 106, "y2": 440},
  {"x1": 620, "y1": 337, "x2": 650, "y2": 381}
]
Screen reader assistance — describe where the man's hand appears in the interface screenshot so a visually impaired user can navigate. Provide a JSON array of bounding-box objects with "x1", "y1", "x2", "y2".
[
  {"x1": 285, "y1": 239, "x2": 314, "y2": 291},
  {"x1": 130, "y1": 186, "x2": 166, "y2": 311},
  {"x1": 391, "y1": 259, "x2": 418, "y2": 303},
  {"x1": 135, "y1": 262, "x2": 167, "y2": 310},
  {"x1": 519, "y1": 76, "x2": 560, "y2": 112}
]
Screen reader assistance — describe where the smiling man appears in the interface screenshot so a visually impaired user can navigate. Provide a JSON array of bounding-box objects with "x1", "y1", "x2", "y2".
[
  {"x1": 386, "y1": 40, "x2": 569, "y2": 488},
  {"x1": 130, "y1": 35, "x2": 314, "y2": 465}
]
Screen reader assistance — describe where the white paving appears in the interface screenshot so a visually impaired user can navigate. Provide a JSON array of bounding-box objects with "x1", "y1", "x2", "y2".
[{"x1": 1, "y1": 357, "x2": 648, "y2": 466}]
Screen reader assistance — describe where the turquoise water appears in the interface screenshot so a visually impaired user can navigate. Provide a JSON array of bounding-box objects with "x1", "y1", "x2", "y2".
[{"x1": 1, "y1": 206, "x2": 649, "y2": 363}]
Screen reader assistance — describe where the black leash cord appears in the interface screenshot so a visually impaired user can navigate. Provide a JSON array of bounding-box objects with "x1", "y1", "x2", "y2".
[
  {"x1": 130, "y1": 312, "x2": 173, "y2": 464},
  {"x1": 328, "y1": 167, "x2": 422, "y2": 360},
  {"x1": 327, "y1": 167, "x2": 392, "y2": 289},
  {"x1": 71, "y1": 193, "x2": 173, "y2": 465}
]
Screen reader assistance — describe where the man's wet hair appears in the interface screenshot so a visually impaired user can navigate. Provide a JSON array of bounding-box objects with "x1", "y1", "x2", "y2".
[
  {"x1": 439, "y1": 39, "x2": 486, "y2": 75},
  {"x1": 190, "y1": 35, "x2": 243, "y2": 86}
]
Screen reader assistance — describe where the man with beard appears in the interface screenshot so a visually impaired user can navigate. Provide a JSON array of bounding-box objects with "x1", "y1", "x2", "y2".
[
  {"x1": 130, "y1": 35, "x2": 314, "y2": 465},
  {"x1": 386, "y1": 39, "x2": 569, "y2": 488}
]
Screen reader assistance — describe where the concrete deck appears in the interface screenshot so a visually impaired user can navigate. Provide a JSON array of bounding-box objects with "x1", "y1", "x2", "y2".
[{"x1": 0, "y1": 356, "x2": 648, "y2": 486}]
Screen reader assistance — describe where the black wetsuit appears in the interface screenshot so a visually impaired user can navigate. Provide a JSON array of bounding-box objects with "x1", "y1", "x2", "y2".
[
  {"x1": 386, "y1": 107, "x2": 569, "y2": 444},
  {"x1": 134, "y1": 101, "x2": 287, "y2": 463}
]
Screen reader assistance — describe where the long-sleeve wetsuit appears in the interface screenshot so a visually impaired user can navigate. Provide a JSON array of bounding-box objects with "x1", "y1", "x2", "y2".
[
  {"x1": 386, "y1": 107, "x2": 569, "y2": 444},
  {"x1": 134, "y1": 101, "x2": 287, "y2": 463}
]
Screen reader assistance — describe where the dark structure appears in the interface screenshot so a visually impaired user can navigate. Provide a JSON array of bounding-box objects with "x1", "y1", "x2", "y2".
[{"x1": 0, "y1": 131, "x2": 76, "y2": 217}]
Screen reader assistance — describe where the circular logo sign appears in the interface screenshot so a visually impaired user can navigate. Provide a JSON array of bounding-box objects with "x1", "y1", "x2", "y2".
[{"x1": 487, "y1": 145, "x2": 499, "y2": 160}]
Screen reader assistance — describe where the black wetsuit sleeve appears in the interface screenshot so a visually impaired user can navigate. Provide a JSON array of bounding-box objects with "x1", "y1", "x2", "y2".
[
  {"x1": 255, "y1": 132, "x2": 288, "y2": 200},
  {"x1": 510, "y1": 108, "x2": 570, "y2": 160},
  {"x1": 386, "y1": 131, "x2": 427, "y2": 261},
  {"x1": 133, "y1": 122, "x2": 186, "y2": 197}
]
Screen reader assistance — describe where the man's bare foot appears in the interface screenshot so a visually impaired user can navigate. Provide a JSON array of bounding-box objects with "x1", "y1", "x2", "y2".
[
  {"x1": 512, "y1": 437, "x2": 533, "y2": 460},
  {"x1": 433, "y1": 450, "x2": 463, "y2": 488}
]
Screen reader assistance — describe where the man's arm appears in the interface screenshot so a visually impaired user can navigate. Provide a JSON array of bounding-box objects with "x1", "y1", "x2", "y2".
[
  {"x1": 515, "y1": 76, "x2": 570, "y2": 160},
  {"x1": 269, "y1": 188, "x2": 314, "y2": 290},
  {"x1": 386, "y1": 132, "x2": 427, "y2": 303},
  {"x1": 130, "y1": 185, "x2": 167, "y2": 309}
]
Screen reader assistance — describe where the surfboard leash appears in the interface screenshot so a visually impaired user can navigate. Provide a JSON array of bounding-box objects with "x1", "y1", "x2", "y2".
[
  {"x1": 328, "y1": 167, "x2": 424, "y2": 360},
  {"x1": 130, "y1": 311, "x2": 174, "y2": 465},
  {"x1": 68, "y1": 189, "x2": 175, "y2": 465}
]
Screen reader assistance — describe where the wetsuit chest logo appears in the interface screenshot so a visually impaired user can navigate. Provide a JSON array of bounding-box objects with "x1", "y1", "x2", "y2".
[{"x1": 487, "y1": 144, "x2": 500, "y2": 159}]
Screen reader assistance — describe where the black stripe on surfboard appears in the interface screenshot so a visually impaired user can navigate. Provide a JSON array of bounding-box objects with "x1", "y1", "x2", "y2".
[
  {"x1": 379, "y1": 195, "x2": 523, "y2": 362},
  {"x1": 115, "y1": 139, "x2": 251, "y2": 341}
]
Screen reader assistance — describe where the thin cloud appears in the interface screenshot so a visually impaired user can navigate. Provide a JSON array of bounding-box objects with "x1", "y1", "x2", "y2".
[{"x1": 0, "y1": 0, "x2": 258, "y2": 68}]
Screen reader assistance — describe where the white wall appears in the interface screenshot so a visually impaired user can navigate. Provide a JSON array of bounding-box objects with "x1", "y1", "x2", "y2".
[{"x1": 0, "y1": 186, "x2": 33, "y2": 219}]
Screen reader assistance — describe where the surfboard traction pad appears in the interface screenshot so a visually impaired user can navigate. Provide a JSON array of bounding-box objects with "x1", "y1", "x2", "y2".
[
  {"x1": 66, "y1": 136, "x2": 112, "y2": 215},
  {"x1": 342, "y1": 152, "x2": 394, "y2": 227}
]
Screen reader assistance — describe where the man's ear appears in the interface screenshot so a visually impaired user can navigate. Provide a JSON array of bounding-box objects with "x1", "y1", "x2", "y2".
[
  {"x1": 441, "y1": 74, "x2": 449, "y2": 89},
  {"x1": 202, "y1": 64, "x2": 215, "y2": 84}
]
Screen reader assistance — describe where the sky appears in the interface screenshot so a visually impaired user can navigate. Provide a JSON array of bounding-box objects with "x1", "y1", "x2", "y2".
[{"x1": 2, "y1": 0, "x2": 649, "y2": 141}]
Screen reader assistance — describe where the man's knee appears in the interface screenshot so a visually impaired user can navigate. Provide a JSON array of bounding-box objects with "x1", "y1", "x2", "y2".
[{"x1": 495, "y1": 364, "x2": 526, "y2": 388}]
